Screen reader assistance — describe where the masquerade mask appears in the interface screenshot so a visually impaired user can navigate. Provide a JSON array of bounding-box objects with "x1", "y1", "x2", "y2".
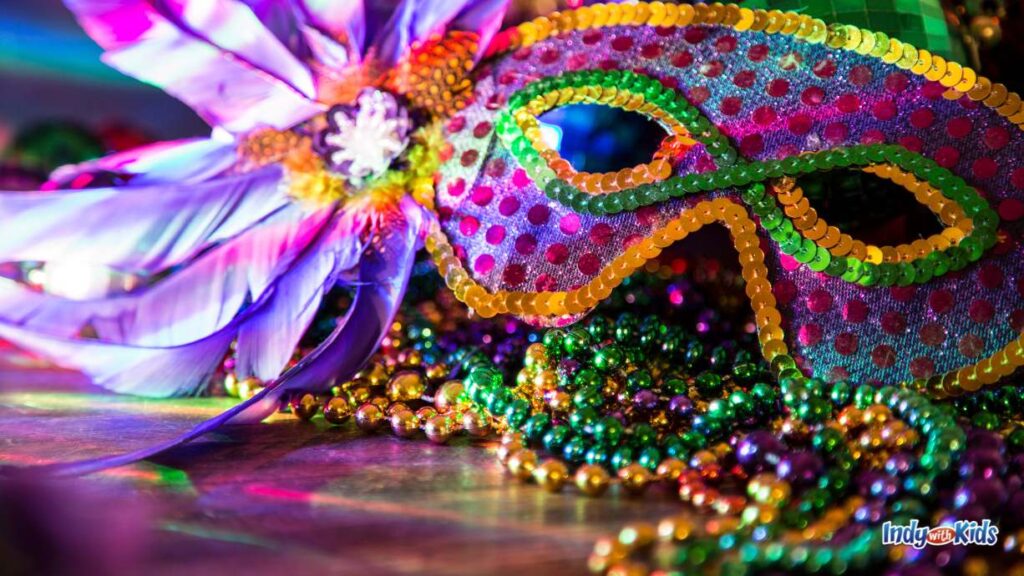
[{"x1": 0, "y1": 1, "x2": 1021, "y2": 473}]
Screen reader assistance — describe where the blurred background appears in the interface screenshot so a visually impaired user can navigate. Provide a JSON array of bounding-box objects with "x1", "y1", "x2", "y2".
[{"x1": 1, "y1": 0, "x2": 1020, "y2": 184}]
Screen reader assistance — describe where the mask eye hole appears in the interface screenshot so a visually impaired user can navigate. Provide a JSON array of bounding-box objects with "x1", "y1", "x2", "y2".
[
  {"x1": 797, "y1": 168, "x2": 944, "y2": 246},
  {"x1": 538, "y1": 104, "x2": 669, "y2": 173},
  {"x1": 771, "y1": 163, "x2": 975, "y2": 267}
]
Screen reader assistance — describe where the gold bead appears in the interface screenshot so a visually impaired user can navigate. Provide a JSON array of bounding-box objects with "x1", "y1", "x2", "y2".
[
  {"x1": 237, "y1": 377, "x2": 263, "y2": 400},
  {"x1": 416, "y1": 406, "x2": 439, "y2": 423},
  {"x1": 390, "y1": 410, "x2": 420, "y2": 438},
  {"x1": 434, "y1": 380, "x2": 465, "y2": 412},
  {"x1": 424, "y1": 414, "x2": 453, "y2": 444},
  {"x1": 386, "y1": 402, "x2": 411, "y2": 416},
  {"x1": 547, "y1": 390, "x2": 572, "y2": 413},
  {"x1": 501, "y1": 431, "x2": 524, "y2": 446},
  {"x1": 533, "y1": 369, "x2": 558, "y2": 391},
  {"x1": 424, "y1": 362, "x2": 447, "y2": 382},
  {"x1": 397, "y1": 348, "x2": 423, "y2": 367},
  {"x1": 363, "y1": 361, "x2": 390, "y2": 387},
  {"x1": 347, "y1": 385, "x2": 372, "y2": 405},
  {"x1": 223, "y1": 373, "x2": 240, "y2": 397},
  {"x1": 618, "y1": 464, "x2": 653, "y2": 496},
  {"x1": 524, "y1": 343, "x2": 549, "y2": 367},
  {"x1": 387, "y1": 370, "x2": 426, "y2": 402},
  {"x1": 618, "y1": 522, "x2": 656, "y2": 549},
  {"x1": 575, "y1": 464, "x2": 611, "y2": 497},
  {"x1": 506, "y1": 449, "x2": 538, "y2": 481},
  {"x1": 497, "y1": 440, "x2": 523, "y2": 464},
  {"x1": 657, "y1": 515, "x2": 695, "y2": 541},
  {"x1": 323, "y1": 397, "x2": 353, "y2": 425},
  {"x1": 607, "y1": 562, "x2": 648, "y2": 576},
  {"x1": 354, "y1": 403, "x2": 384, "y2": 432},
  {"x1": 532, "y1": 459, "x2": 569, "y2": 492},
  {"x1": 655, "y1": 458, "x2": 686, "y2": 482},
  {"x1": 461, "y1": 410, "x2": 492, "y2": 438},
  {"x1": 289, "y1": 393, "x2": 320, "y2": 421},
  {"x1": 370, "y1": 396, "x2": 390, "y2": 411}
]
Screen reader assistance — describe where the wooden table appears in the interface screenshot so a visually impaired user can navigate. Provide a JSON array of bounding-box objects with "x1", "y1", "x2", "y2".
[{"x1": 0, "y1": 365, "x2": 685, "y2": 575}]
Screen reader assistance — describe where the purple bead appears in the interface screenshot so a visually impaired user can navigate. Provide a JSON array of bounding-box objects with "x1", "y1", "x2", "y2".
[
  {"x1": 954, "y1": 478, "x2": 1007, "y2": 512},
  {"x1": 1004, "y1": 490, "x2": 1024, "y2": 529},
  {"x1": 967, "y1": 429, "x2": 1005, "y2": 453},
  {"x1": 776, "y1": 451, "x2": 821, "y2": 487},
  {"x1": 736, "y1": 431, "x2": 785, "y2": 471},
  {"x1": 667, "y1": 395, "x2": 694, "y2": 421},
  {"x1": 958, "y1": 448, "x2": 1004, "y2": 479},
  {"x1": 885, "y1": 452, "x2": 914, "y2": 476},
  {"x1": 632, "y1": 390, "x2": 660, "y2": 413}
]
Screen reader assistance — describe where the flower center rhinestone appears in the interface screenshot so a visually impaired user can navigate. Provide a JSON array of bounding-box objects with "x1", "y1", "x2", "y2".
[{"x1": 316, "y1": 88, "x2": 412, "y2": 186}]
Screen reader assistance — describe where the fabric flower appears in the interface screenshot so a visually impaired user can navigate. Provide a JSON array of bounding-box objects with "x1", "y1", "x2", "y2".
[{"x1": 0, "y1": 0, "x2": 509, "y2": 474}]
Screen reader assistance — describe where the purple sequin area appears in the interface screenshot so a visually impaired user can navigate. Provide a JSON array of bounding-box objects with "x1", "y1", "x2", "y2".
[{"x1": 436, "y1": 24, "x2": 1024, "y2": 384}]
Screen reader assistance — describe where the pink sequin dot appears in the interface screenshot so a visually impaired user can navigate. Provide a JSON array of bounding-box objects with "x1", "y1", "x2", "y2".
[
  {"x1": 788, "y1": 114, "x2": 813, "y2": 135},
  {"x1": 719, "y1": 97, "x2": 742, "y2": 116},
  {"x1": 485, "y1": 225, "x2": 506, "y2": 245},
  {"x1": 715, "y1": 35, "x2": 738, "y2": 52},
  {"x1": 733, "y1": 70, "x2": 756, "y2": 88},
  {"x1": 919, "y1": 322, "x2": 946, "y2": 347},
  {"x1": 978, "y1": 264, "x2": 1004, "y2": 289},
  {"x1": 473, "y1": 254, "x2": 495, "y2": 274},
  {"x1": 527, "y1": 204, "x2": 550, "y2": 225},
  {"x1": 946, "y1": 117, "x2": 972, "y2": 139},
  {"x1": 885, "y1": 72, "x2": 909, "y2": 93},
  {"x1": 499, "y1": 196, "x2": 520, "y2": 216},
  {"x1": 460, "y1": 149, "x2": 479, "y2": 167},
  {"x1": 890, "y1": 286, "x2": 916, "y2": 301},
  {"x1": 909, "y1": 357, "x2": 936, "y2": 379},
  {"x1": 1011, "y1": 310, "x2": 1024, "y2": 332},
  {"x1": 503, "y1": 264, "x2": 525, "y2": 287},
  {"x1": 700, "y1": 60, "x2": 725, "y2": 78},
  {"x1": 827, "y1": 366, "x2": 850, "y2": 383},
  {"x1": 958, "y1": 334, "x2": 984, "y2": 358},
  {"x1": 813, "y1": 59, "x2": 836, "y2": 78},
  {"x1": 472, "y1": 121, "x2": 492, "y2": 138},
  {"x1": 747, "y1": 44, "x2": 769, "y2": 62},
  {"x1": 834, "y1": 332, "x2": 858, "y2": 356},
  {"x1": 739, "y1": 134, "x2": 764, "y2": 156},
  {"x1": 836, "y1": 94, "x2": 860, "y2": 113},
  {"x1": 512, "y1": 168, "x2": 532, "y2": 189},
  {"x1": 842, "y1": 300, "x2": 868, "y2": 323},
  {"x1": 985, "y1": 126, "x2": 1010, "y2": 150},
  {"x1": 590, "y1": 223, "x2": 614, "y2": 246},
  {"x1": 671, "y1": 50, "x2": 694, "y2": 68},
  {"x1": 640, "y1": 43, "x2": 662, "y2": 59},
  {"x1": 972, "y1": 158, "x2": 998, "y2": 179},
  {"x1": 872, "y1": 345, "x2": 896, "y2": 369},
  {"x1": 514, "y1": 233, "x2": 537, "y2": 255},
  {"x1": 849, "y1": 65, "x2": 873, "y2": 85},
  {"x1": 752, "y1": 106, "x2": 777, "y2": 125},
  {"x1": 969, "y1": 300, "x2": 995, "y2": 324},
  {"x1": 582, "y1": 30, "x2": 603, "y2": 45},
  {"x1": 459, "y1": 216, "x2": 479, "y2": 236},
  {"x1": 559, "y1": 213, "x2": 580, "y2": 235},
  {"x1": 447, "y1": 116, "x2": 466, "y2": 133},
  {"x1": 806, "y1": 289, "x2": 833, "y2": 314},
  {"x1": 773, "y1": 279, "x2": 798, "y2": 306},
  {"x1": 798, "y1": 323, "x2": 823, "y2": 346},
  {"x1": 535, "y1": 274, "x2": 557, "y2": 292},
  {"x1": 767, "y1": 78, "x2": 789, "y2": 97},
  {"x1": 823, "y1": 122, "x2": 849, "y2": 144},
  {"x1": 447, "y1": 178, "x2": 466, "y2": 196},
  {"x1": 999, "y1": 199, "x2": 1024, "y2": 221},
  {"x1": 934, "y1": 146, "x2": 960, "y2": 169},
  {"x1": 801, "y1": 86, "x2": 824, "y2": 106},
  {"x1": 485, "y1": 158, "x2": 507, "y2": 178},
  {"x1": 928, "y1": 289, "x2": 954, "y2": 314},
  {"x1": 611, "y1": 36, "x2": 633, "y2": 51},
  {"x1": 880, "y1": 311, "x2": 907, "y2": 335},
  {"x1": 545, "y1": 243, "x2": 569, "y2": 265},
  {"x1": 872, "y1": 100, "x2": 897, "y2": 121},
  {"x1": 779, "y1": 51, "x2": 803, "y2": 71},
  {"x1": 688, "y1": 86, "x2": 710, "y2": 105},
  {"x1": 683, "y1": 28, "x2": 707, "y2": 44},
  {"x1": 578, "y1": 253, "x2": 601, "y2": 275},
  {"x1": 909, "y1": 108, "x2": 934, "y2": 129},
  {"x1": 470, "y1": 185, "x2": 494, "y2": 206}
]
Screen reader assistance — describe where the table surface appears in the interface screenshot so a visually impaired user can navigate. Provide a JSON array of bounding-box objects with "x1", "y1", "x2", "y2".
[{"x1": 0, "y1": 363, "x2": 686, "y2": 576}]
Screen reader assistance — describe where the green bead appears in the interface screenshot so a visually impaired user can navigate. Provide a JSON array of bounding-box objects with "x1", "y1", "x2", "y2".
[
  {"x1": 970, "y1": 411, "x2": 1000, "y2": 430},
  {"x1": 504, "y1": 398, "x2": 530, "y2": 427},
  {"x1": 707, "y1": 398, "x2": 736, "y2": 422},
  {"x1": 751, "y1": 382, "x2": 778, "y2": 409},
  {"x1": 728, "y1": 391, "x2": 755, "y2": 420},
  {"x1": 695, "y1": 372, "x2": 724, "y2": 396},
  {"x1": 574, "y1": 368, "x2": 603, "y2": 389},
  {"x1": 541, "y1": 329, "x2": 566, "y2": 358},
  {"x1": 615, "y1": 313, "x2": 640, "y2": 342},
  {"x1": 522, "y1": 413, "x2": 552, "y2": 443},
  {"x1": 573, "y1": 387, "x2": 604, "y2": 410},
  {"x1": 593, "y1": 345, "x2": 624, "y2": 372},
  {"x1": 637, "y1": 446, "x2": 662, "y2": 471},
  {"x1": 562, "y1": 435, "x2": 589, "y2": 464},
  {"x1": 563, "y1": 328, "x2": 593, "y2": 356},
  {"x1": 585, "y1": 445, "x2": 611, "y2": 466},
  {"x1": 593, "y1": 416, "x2": 625, "y2": 446},
  {"x1": 631, "y1": 424, "x2": 658, "y2": 448},
  {"x1": 569, "y1": 406, "x2": 599, "y2": 433},
  {"x1": 626, "y1": 369, "x2": 654, "y2": 392},
  {"x1": 663, "y1": 376, "x2": 689, "y2": 395},
  {"x1": 542, "y1": 424, "x2": 573, "y2": 453},
  {"x1": 611, "y1": 446, "x2": 635, "y2": 470}
]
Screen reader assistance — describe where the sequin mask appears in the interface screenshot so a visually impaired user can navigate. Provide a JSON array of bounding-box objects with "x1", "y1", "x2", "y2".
[{"x1": 431, "y1": 3, "x2": 1024, "y2": 398}]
